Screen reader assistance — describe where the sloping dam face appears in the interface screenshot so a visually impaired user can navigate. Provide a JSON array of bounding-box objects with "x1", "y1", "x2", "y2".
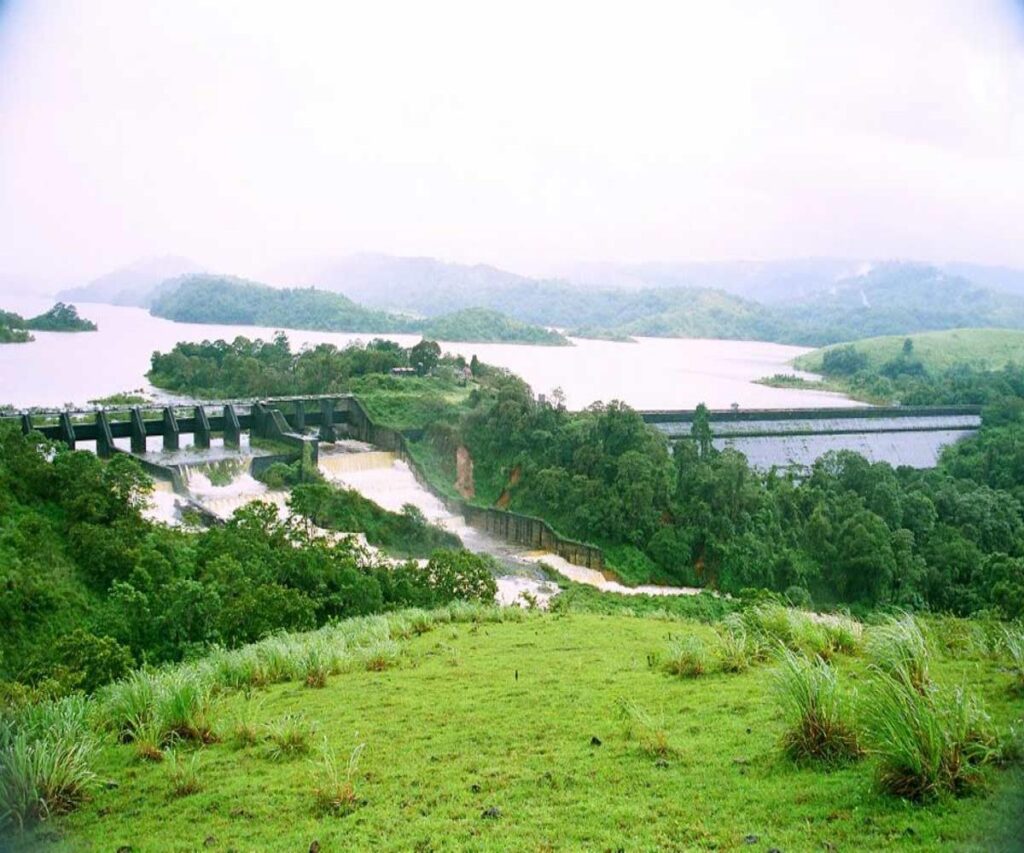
[{"x1": 642, "y1": 407, "x2": 983, "y2": 470}]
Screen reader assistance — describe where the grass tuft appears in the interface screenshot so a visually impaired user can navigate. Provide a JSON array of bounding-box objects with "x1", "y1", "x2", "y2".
[
  {"x1": 865, "y1": 613, "x2": 930, "y2": 692},
  {"x1": 663, "y1": 634, "x2": 711, "y2": 678},
  {"x1": 312, "y1": 740, "x2": 366, "y2": 816},
  {"x1": 862, "y1": 666, "x2": 999, "y2": 800},
  {"x1": 166, "y1": 750, "x2": 201, "y2": 798},
  {"x1": 265, "y1": 714, "x2": 314, "y2": 760},
  {"x1": 772, "y1": 649, "x2": 860, "y2": 766},
  {"x1": 616, "y1": 698, "x2": 675, "y2": 757}
]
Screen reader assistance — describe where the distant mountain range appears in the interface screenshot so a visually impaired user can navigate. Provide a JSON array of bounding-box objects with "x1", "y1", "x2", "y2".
[
  {"x1": 57, "y1": 255, "x2": 204, "y2": 306},
  {"x1": 55, "y1": 253, "x2": 1024, "y2": 347}
]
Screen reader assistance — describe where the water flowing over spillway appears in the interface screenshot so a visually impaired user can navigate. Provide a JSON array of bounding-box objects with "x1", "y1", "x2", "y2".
[{"x1": 317, "y1": 442, "x2": 560, "y2": 604}]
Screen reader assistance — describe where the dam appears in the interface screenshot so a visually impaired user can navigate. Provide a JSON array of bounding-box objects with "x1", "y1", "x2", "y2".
[{"x1": 640, "y1": 405, "x2": 983, "y2": 469}]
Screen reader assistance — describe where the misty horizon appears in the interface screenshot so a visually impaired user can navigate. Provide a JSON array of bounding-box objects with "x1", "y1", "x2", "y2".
[{"x1": 2, "y1": 0, "x2": 1023, "y2": 292}]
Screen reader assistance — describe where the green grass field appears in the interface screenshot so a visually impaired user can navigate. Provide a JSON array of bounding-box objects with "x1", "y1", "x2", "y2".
[
  {"x1": 25, "y1": 611, "x2": 1023, "y2": 852},
  {"x1": 793, "y1": 328, "x2": 1024, "y2": 374}
]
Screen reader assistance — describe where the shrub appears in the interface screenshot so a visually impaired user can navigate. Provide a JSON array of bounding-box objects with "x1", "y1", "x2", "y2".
[
  {"x1": 772, "y1": 649, "x2": 860, "y2": 765},
  {"x1": 265, "y1": 714, "x2": 313, "y2": 760},
  {"x1": 862, "y1": 668, "x2": 999, "y2": 800},
  {"x1": 663, "y1": 635, "x2": 711, "y2": 678},
  {"x1": 166, "y1": 750, "x2": 201, "y2": 797},
  {"x1": 312, "y1": 740, "x2": 365, "y2": 816},
  {"x1": 866, "y1": 614, "x2": 930, "y2": 692}
]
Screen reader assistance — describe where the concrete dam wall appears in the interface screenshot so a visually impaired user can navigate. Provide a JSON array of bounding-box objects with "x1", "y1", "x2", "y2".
[{"x1": 640, "y1": 406, "x2": 983, "y2": 470}]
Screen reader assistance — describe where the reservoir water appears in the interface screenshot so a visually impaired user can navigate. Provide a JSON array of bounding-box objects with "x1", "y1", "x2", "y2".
[{"x1": 0, "y1": 297, "x2": 855, "y2": 410}]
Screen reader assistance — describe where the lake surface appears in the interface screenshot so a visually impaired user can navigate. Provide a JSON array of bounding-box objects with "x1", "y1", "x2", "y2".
[{"x1": 0, "y1": 296, "x2": 856, "y2": 410}]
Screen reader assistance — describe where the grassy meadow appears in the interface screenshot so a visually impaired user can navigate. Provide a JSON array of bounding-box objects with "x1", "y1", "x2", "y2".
[
  {"x1": 793, "y1": 328, "x2": 1024, "y2": 375},
  {"x1": 9, "y1": 606, "x2": 1023, "y2": 851}
]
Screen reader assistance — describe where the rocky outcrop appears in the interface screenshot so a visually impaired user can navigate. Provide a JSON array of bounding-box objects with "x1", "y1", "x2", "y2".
[{"x1": 455, "y1": 445, "x2": 475, "y2": 499}]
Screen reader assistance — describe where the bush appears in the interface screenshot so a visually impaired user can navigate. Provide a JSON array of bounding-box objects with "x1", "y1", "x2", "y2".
[
  {"x1": 862, "y1": 667, "x2": 998, "y2": 800},
  {"x1": 772, "y1": 649, "x2": 860, "y2": 765},
  {"x1": 49, "y1": 630, "x2": 134, "y2": 694}
]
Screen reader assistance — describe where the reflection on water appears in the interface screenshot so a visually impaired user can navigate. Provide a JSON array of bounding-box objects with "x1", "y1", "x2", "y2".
[{"x1": 0, "y1": 297, "x2": 854, "y2": 411}]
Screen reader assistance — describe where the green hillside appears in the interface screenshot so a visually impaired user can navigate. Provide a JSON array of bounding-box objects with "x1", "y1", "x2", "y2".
[
  {"x1": 22, "y1": 608, "x2": 1024, "y2": 850},
  {"x1": 794, "y1": 328, "x2": 1024, "y2": 374},
  {"x1": 150, "y1": 275, "x2": 568, "y2": 344},
  {"x1": 419, "y1": 307, "x2": 569, "y2": 345}
]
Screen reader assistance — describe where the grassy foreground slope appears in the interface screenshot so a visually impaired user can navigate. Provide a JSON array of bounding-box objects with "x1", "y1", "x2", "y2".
[
  {"x1": 794, "y1": 328, "x2": 1024, "y2": 374},
  {"x1": 45, "y1": 611, "x2": 1023, "y2": 852}
]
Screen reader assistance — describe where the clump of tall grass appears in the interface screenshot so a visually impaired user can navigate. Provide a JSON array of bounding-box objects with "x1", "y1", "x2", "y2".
[
  {"x1": 302, "y1": 646, "x2": 331, "y2": 689},
  {"x1": 772, "y1": 648, "x2": 860, "y2": 765},
  {"x1": 924, "y1": 615, "x2": 987, "y2": 660},
  {"x1": 616, "y1": 698, "x2": 675, "y2": 757},
  {"x1": 715, "y1": 620, "x2": 756, "y2": 673},
  {"x1": 166, "y1": 750, "x2": 202, "y2": 797},
  {"x1": 358, "y1": 639, "x2": 402, "y2": 672},
  {"x1": 156, "y1": 672, "x2": 215, "y2": 743},
  {"x1": 663, "y1": 635, "x2": 711, "y2": 678},
  {"x1": 866, "y1": 614, "x2": 930, "y2": 692},
  {"x1": 742, "y1": 603, "x2": 803, "y2": 649},
  {"x1": 229, "y1": 697, "x2": 266, "y2": 749},
  {"x1": 819, "y1": 617, "x2": 861, "y2": 656},
  {"x1": 265, "y1": 714, "x2": 314, "y2": 760},
  {"x1": 1001, "y1": 626, "x2": 1024, "y2": 694},
  {"x1": 96, "y1": 669, "x2": 158, "y2": 742},
  {"x1": 861, "y1": 667, "x2": 999, "y2": 800},
  {"x1": 0, "y1": 697, "x2": 97, "y2": 832},
  {"x1": 312, "y1": 740, "x2": 365, "y2": 816},
  {"x1": 131, "y1": 718, "x2": 165, "y2": 763}
]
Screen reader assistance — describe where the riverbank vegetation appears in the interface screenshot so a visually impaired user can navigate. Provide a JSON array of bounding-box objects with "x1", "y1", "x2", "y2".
[
  {"x1": 4, "y1": 608, "x2": 1022, "y2": 847},
  {"x1": 149, "y1": 275, "x2": 570, "y2": 344}
]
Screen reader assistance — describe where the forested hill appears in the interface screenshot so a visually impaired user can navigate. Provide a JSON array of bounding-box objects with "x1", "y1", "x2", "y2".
[
  {"x1": 149, "y1": 275, "x2": 570, "y2": 344},
  {"x1": 151, "y1": 275, "x2": 409, "y2": 332},
  {"x1": 299, "y1": 256, "x2": 1024, "y2": 345},
  {"x1": 71, "y1": 255, "x2": 1024, "y2": 346},
  {"x1": 772, "y1": 263, "x2": 1024, "y2": 346}
]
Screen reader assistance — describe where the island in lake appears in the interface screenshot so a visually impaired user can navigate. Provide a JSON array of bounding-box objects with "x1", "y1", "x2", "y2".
[{"x1": 0, "y1": 302, "x2": 97, "y2": 343}]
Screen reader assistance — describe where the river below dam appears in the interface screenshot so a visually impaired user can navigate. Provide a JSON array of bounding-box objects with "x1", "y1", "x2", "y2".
[
  {"x1": 144, "y1": 440, "x2": 702, "y2": 606},
  {"x1": 0, "y1": 297, "x2": 856, "y2": 411}
]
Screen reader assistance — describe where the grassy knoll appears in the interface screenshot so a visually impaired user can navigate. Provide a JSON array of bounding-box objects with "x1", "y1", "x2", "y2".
[
  {"x1": 22, "y1": 610, "x2": 1024, "y2": 851},
  {"x1": 793, "y1": 327, "x2": 1024, "y2": 374}
]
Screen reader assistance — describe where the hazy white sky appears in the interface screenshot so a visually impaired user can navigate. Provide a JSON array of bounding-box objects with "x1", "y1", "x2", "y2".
[{"x1": 1, "y1": 0, "x2": 1023, "y2": 288}]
